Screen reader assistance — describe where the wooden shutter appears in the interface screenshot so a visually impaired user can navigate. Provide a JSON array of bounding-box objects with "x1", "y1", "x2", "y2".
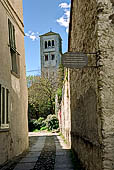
[
  {"x1": 8, "y1": 19, "x2": 16, "y2": 49},
  {"x1": 13, "y1": 26, "x2": 16, "y2": 49},
  {"x1": 8, "y1": 19, "x2": 12, "y2": 47}
]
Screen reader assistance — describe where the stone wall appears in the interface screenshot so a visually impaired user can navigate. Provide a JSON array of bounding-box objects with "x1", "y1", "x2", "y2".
[
  {"x1": 68, "y1": 0, "x2": 114, "y2": 169},
  {"x1": 60, "y1": 68, "x2": 71, "y2": 146},
  {"x1": 97, "y1": 0, "x2": 114, "y2": 169}
]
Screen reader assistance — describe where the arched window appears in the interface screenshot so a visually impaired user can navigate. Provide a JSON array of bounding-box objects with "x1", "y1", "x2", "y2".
[
  {"x1": 48, "y1": 40, "x2": 51, "y2": 47},
  {"x1": 52, "y1": 40, "x2": 54, "y2": 46},
  {"x1": 45, "y1": 41, "x2": 47, "y2": 49}
]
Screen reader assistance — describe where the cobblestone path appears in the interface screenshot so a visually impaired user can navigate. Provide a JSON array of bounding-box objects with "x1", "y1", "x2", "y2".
[
  {"x1": 33, "y1": 136, "x2": 56, "y2": 170},
  {"x1": 0, "y1": 132, "x2": 83, "y2": 170}
]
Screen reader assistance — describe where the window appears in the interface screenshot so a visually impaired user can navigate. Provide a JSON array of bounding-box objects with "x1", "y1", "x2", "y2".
[
  {"x1": 0, "y1": 85, "x2": 9, "y2": 129},
  {"x1": 8, "y1": 19, "x2": 20, "y2": 76},
  {"x1": 51, "y1": 54, "x2": 55, "y2": 60},
  {"x1": 48, "y1": 40, "x2": 51, "y2": 47},
  {"x1": 52, "y1": 40, "x2": 54, "y2": 47},
  {"x1": 45, "y1": 55, "x2": 48, "y2": 61},
  {"x1": 45, "y1": 41, "x2": 47, "y2": 49}
]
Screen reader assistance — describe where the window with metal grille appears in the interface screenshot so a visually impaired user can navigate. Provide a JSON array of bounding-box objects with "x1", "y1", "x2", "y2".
[
  {"x1": 0, "y1": 85, "x2": 9, "y2": 129},
  {"x1": 8, "y1": 19, "x2": 20, "y2": 76}
]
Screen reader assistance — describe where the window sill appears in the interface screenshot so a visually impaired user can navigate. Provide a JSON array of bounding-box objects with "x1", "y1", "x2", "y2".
[
  {"x1": 11, "y1": 70, "x2": 20, "y2": 79},
  {"x1": 0, "y1": 128, "x2": 10, "y2": 132},
  {"x1": 45, "y1": 46, "x2": 55, "y2": 49}
]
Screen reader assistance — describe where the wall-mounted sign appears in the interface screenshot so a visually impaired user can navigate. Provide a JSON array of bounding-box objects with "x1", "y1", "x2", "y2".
[{"x1": 62, "y1": 52, "x2": 88, "y2": 69}]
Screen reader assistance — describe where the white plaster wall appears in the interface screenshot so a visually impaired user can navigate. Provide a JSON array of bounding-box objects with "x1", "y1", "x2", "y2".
[{"x1": 0, "y1": 0, "x2": 28, "y2": 165}]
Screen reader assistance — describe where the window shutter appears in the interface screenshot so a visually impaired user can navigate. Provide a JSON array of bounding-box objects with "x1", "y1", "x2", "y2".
[
  {"x1": 11, "y1": 23, "x2": 13, "y2": 48},
  {"x1": 8, "y1": 19, "x2": 16, "y2": 49},
  {"x1": 2, "y1": 87, "x2": 5, "y2": 124},
  {"x1": 8, "y1": 19, "x2": 12, "y2": 46},
  {"x1": 6, "y1": 89, "x2": 9, "y2": 124},
  {"x1": 13, "y1": 26, "x2": 16, "y2": 49}
]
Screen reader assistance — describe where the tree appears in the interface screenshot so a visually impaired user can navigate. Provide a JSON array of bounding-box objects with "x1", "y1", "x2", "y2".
[
  {"x1": 28, "y1": 75, "x2": 57, "y2": 120},
  {"x1": 56, "y1": 64, "x2": 64, "y2": 104}
]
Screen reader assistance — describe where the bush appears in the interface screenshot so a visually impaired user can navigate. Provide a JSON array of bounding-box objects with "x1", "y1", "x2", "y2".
[
  {"x1": 33, "y1": 117, "x2": 46, "y2": 130},
  {"x1": 46, "y1": 114, "x2": 59, "y2": 131},
  {"x1": 40, "y1": 126, "x2": 47, "y2": 131},
  {"x1": 56, "y1": 88, "x2": 62, "y2": 104},
  {"x1": 28, "y1": 115, "x2": 59, "y2": 132},
  {"x1": 33, "y1": 129, "x2": 39, "y2": 132}
]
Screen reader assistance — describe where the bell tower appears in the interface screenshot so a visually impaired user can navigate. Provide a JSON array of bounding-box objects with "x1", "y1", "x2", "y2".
[{"x1": 40, "y1": 31, "x2": 62, "y2": 80}]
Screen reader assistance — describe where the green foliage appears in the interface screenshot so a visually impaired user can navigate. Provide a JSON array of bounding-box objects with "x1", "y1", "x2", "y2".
[
  {"x1": 28, "y1": 75, "x2": 56, "y2": 121},
  {"x1": 33, "y1": 117, "x2": 46, "y2": 130},
  {"x1": 29, "y1": 115, "x2": 59, "y2": 132},
  {"x1": 46, "y1": 114, "x2": 59, "y2": 131},
  {"x1": 55, "y1": 64, "x2": 64, "y2": 105},
  {"x1": 26, "y1": 75, "x2": 39, "y2": 88},
  {"x1": 65, "y1": 69, "x2": 68, "y2": 81},
  {"x1": 57, "y1": 64, "x2": 64, "y2": 89},
  {"x1": 40, "y1": 126, "x2": 47, "y2": 131},
  {"x1": 33, "y1": 129, "x2": 39, "y2": 132},
  {"x1": 56, "y1": 88, "x2": 62, "y2": 104}
]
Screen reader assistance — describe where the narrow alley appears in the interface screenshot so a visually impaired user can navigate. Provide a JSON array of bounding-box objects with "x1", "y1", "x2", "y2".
[{"x1": 0, "y1": 132, "x2": 82, "y2": 170}]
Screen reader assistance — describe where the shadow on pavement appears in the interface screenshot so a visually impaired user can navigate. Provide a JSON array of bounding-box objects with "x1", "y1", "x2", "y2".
[{"x1": 0, "y1": 132, "x2": 84, "y2": 170}]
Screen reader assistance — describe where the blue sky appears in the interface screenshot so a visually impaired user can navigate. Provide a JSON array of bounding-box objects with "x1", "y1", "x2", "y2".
[{"x1": 23, "y1": 0, "x2": 71, "y2": 76}]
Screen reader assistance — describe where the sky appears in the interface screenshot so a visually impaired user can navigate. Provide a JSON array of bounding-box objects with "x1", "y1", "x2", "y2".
[{"x1": 23, "y1": 0, "x2": 71, "y2": 76}]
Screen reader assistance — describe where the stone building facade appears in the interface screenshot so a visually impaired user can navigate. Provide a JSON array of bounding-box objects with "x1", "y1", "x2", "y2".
[
  {"x1": 40, "y1": 31, "x2": 62, "y2": 80},
  {"x1": 69, "y1": 0, "x2": 114, "y2": 170},
  {"x1": 61, "y1": 0, "x2": 114, "y2": 169},
  {"x1": 59, "y1": 68, "x2": 71, "y2": 146},
  {"x1": 0, "y1": 0, "x2": 28, "y2": 165}
]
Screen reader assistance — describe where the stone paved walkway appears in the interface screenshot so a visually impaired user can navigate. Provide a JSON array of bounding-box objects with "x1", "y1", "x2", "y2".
[{"x1": 0, "y1": 132, "x2": 77, "y2": 170}]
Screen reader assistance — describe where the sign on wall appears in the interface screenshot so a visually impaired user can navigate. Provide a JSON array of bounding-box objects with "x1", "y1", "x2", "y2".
[{"x1": 62, "y1": 52, "x2": 88, "y2": 69}]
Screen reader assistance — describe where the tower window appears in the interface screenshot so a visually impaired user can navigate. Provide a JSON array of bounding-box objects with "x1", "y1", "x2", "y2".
[
  {"x1": 52, "y1": 40, "x2": 54, "y2": 46},
  {"x1": 45, "y1": 55, "x2": 48, "y2": 61},
  {"x1": 51, "y1": 54, "x2": 55, "y2": 60},
  {"x1": 48, "y1": 40, "x2": 51, "y2": 47},
  {"x1": 45, "y1": 41, "x2": 47, "y2": 49}
]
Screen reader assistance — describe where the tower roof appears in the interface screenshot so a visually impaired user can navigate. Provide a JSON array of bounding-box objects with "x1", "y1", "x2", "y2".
[{"x1": 39, "y1": 31, "x2": 62, "y2": 40}]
